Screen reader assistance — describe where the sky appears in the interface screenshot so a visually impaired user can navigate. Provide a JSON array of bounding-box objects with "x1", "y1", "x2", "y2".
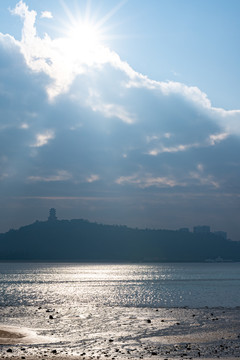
[{"x1": 0, "y1": 0, "x2": 240, "y2": 240}]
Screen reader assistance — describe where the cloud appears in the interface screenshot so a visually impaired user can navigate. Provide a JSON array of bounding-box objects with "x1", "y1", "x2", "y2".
[
  {"x1": 31, "y1": 130, "x2": 55, "y2": 147},
  {"x1": 86, "y1": 174, "x2": 100, "y2": 183},
  {"x1": 9, "y1": 1, "x2": 240, "y2": 136},
  {"x1": 147, "y1": 143, "x2": 199, "y2": 156},
  {"x1": 208, "y1": 132, "x2": 229, "y2": 145},
  {"x1": 27, "y1": 170, "x2": 72, "y2": 182},
  {"x1": 0, "y1": 1, "x2": 240, "y2": 239},
  {"x1": 115, "y1": 174, "x2": 183, "y2": 188},
  {"x1": 89, "y1": 99, "x2": 135, "y2": 124},
  {"x1": 41, "y1": 11, "x2": 53, "y2": 19},
  {"x1": 189, "y1": 171, "x2": 220, "y2": 189}
]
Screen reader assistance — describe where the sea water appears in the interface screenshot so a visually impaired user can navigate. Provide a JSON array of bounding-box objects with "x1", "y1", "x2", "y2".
[
  {"x1": 1, "y1": 262, "x2": 240, "y2": 309},
  {"x1": 1, "y1": 262, "x2": 240, "y2": 357}
]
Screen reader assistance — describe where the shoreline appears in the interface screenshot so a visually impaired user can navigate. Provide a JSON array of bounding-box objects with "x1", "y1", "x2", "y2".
[
  {"x1": 0, "y1": 358, "x2": 239, "y2": 360},
  {"x1": 1, "y1": 307, "x2": 240, "y2": 359}
]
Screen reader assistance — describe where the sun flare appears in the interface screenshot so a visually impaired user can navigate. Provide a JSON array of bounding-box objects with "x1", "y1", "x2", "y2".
[
  {"x1": 56, "y1": 1, "x2": 125, "y2": 70},
  {"x1": 62, "y1": 17, "x2": 106, "y2": 67},
  {"x1": 67, "y1": 21, "x2": 101, "y2": 51}
]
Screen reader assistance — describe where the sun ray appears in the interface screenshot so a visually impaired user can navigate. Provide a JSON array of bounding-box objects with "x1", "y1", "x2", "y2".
[
  {"x1": 84, "y1": 0, "x2": 93, "y2": 23},
  {"x1": 60, "y1": 0, "x2": 80, "y2": 26},
  {"x1": 58, "y1": 0, "x2": 128, "y2": 48},
  {"x1": 94, "y1": 0, "x2": 128, "y2": 29}
]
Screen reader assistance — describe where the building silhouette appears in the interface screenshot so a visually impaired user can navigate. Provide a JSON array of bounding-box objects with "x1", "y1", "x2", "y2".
[
  {"x1": 48, "y1": 208, "x2": 57, "y2": 222},
  {"x1": 193, "y1": 225, "x2": 210, "y2": 234},
  {"x1": 179, "y1": 228, "x2": 189, "y2": 232},
  {"x1": 214, "y1": 231, "x2": 227, "y2": 239}
]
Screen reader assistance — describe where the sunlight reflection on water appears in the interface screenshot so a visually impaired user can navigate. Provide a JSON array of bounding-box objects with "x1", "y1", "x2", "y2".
[
  {"x1": 1, "y1": 262, "x2": 240, "y2": 308},
  {"x1": 1, "y1": 263, "x2": 240, "y2": 359}
]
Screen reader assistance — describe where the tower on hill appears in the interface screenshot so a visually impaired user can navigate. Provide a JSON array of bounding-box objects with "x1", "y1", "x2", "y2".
[{"x1": 48, "y1": 208, "x2": 57, "y2": 221}]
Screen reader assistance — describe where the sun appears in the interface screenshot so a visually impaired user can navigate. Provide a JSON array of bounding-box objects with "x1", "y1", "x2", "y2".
[
  {"x1": 61, "y1": 16, "x2": 107, "y2": 67},
  {"x1": 67, "y1": 20, "x2": 101, "y2": 52},
  {"x1": 58, "y1": 0, "x2": 126, "y2": 67}
]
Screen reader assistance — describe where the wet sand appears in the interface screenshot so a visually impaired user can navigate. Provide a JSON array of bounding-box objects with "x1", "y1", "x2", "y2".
[
  {"x1": 1, "y1": 307, "x2": 240, "y2": 359},
  {"x1": 0, "y1": 358, "x2": 239, "y2": 360}
]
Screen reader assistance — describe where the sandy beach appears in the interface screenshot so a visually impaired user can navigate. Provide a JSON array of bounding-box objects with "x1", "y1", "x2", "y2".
[{"x1": 1, "y1": 307, "x2": 240, "y2": 359}]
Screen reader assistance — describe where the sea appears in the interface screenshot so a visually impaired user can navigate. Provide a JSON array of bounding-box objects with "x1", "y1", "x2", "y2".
[
  {"x1": 1, "y1": 262, "x2": 240, "y2": 309},
  {"x1": 1, "y1": 262, "x2": 240, "y2": 357}
]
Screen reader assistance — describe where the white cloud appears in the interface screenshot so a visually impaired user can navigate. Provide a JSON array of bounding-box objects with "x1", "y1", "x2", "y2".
[
  {"x1": 116, "y1": 169, "x2": 220, "y2": 189},
  {"x1": 41, "y1": 11, "x2": 53, "y2": 19},
  {"x1": 189, "y1": 165, "x2": 219, "y2": 189},
  {"x1": 8, "y1": 1, "x2": 240, "y2": 135},
  {"x1": 197, "y1": 164, "x2": 204, "y2": 172},
  {"x1": 0, "y1": 1, "x2": 239, "y2": 240},
  {"x1": 164, "y1": 133, "x2": 172, "y2": 139},
  {"x1": 115, "y1": 174, "x2": 141, "y2": 186},
  {"x1": 90, "y1": 101, "x2": 135, "y2": 124},
  {"x1": 28, "y1": 170, "x2": 72, "y2": 182},
  {"x1": 208, "y1": 132, "x2": 229, "y2": 145},
  {"x1": 147, "y1": 132, "x2": 229, "y2": 156},
  {"x1": 115, "y1": 160, "x2": 222, "y2": 190},
  {"x1": 148, "y1": 149, "x2": 159, "y2": 156},
  {"x1": 147, "y1": 142, "x2": 199, "y2": 156},
  {"x1": 190, "y1": 172, "x2": 220, "y2": 189},
  {"x1": 141, "y1": 176, "x2": 181, "y2": 188},
  {"x1": 31, "y1": 130, "x2": 54, "y2": 147},
  {"x1": 146, "y1": 135, "x2": 159, "y2": 143},
  {"x1": 86, "y1": 174, "x2": 100, "y2": 183},
  {"x1": 12, "y1": 0, "x2": 37, "y2": 42},
  {"x1": 115, "y1": 174, "x2": 184, "y2": 188},
  {"x1": 20, "y1": 123, "x2": 29, "y2": 129}
]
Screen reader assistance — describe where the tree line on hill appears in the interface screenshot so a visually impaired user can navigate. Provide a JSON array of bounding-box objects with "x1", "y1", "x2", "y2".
[{"x1": 0, "y1": 218, "x2": 239, "y2": 262}]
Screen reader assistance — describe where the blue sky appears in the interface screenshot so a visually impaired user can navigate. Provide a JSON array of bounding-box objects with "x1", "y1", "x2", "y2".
[
  {"x1": 1, "y1": 0, "x2": 240, "y2": 108},
  {"x1": 0, "y1": 0, "x2": 240, "y2": 240}
]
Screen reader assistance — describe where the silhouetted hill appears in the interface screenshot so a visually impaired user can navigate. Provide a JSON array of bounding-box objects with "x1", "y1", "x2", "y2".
[{"x1": 0, "y1": 219, "x2": 239, "y2": 262}]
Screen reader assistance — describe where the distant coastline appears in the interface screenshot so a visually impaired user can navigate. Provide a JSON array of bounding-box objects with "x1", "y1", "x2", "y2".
[{"x1": 0, "y1": 209, "x2": 239, "y2": 262}]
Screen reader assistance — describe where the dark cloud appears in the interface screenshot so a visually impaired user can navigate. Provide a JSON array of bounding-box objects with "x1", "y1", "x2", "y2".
[{"x1": 0, "y1": 6, "x2": 240, "y2": 241}]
